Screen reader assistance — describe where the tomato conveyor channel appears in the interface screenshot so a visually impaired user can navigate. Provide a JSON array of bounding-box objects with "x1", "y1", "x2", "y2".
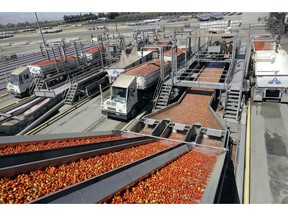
[{"x1": 0, "y1": 132, "x2": 167, "y2": 203}]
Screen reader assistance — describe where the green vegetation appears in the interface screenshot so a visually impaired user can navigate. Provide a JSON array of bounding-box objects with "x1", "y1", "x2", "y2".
[
  {"x1": 0, "y1": 20, "x2": 63, "y2": 32},
  {"x1": 116, "y1": 12, "x2": 193, "y2": 21},
  {"x1": 0, "y1": 12, "x2": 196, "y2": 32}
]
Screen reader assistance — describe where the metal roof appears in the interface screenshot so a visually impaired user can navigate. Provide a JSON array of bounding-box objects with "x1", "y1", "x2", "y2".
[
  {"x1": 255, "y1": 49, "x2": 288, "y2": 76},
  {"x1": 112, "y1": 74, "x2": 135, "y2": 88},
  {"x1": 11, "y1": 66, "x2": 28, "y2": 75}
]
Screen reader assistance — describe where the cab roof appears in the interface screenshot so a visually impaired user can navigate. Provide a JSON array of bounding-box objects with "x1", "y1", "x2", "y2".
[
  {"x1": 11, "y1": 66, "x2": 28, "y2": 75},
  {"x1": 112, "y1": 74, "x2": 135, "y2": 88}
]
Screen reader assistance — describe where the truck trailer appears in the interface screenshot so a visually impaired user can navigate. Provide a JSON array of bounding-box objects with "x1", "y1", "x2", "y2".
[
  {"x1": 6, "y1": 56, "x2": 82, "y2": 98},
  {"x1": 252, "y1": 38, "x2": 288, "y2": 102},
  {"x1": 101, "y1": 59, "x2": 170, "y2": 120},
  {"x1": 27, "y1": 56, "x2": 79, "y2": 77}
]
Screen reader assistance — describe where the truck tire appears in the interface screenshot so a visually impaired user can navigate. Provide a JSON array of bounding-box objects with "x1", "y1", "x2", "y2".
[
  {"x1": 130, "y1": 107, "x2": 137, "y2": 120},
  {"x1": 25, "y1": 88, "x2": 30, "y2": 97}
]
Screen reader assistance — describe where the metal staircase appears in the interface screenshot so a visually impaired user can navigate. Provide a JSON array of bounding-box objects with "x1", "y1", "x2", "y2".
[
  {"x1": 152, "y1": 45, "x2": 177, "y2": 112},
  {"x1": 223, "y1": 89, "x2": 242, "y2": 121},
  {"x1": 153, "y1": 84, "x2": 173, "y2": 112},
  {"x1": 64, "y1": 82, "x2": 79, "y2": 105},
  {"x1": 28, "y1": 77, "x2": 41, "y2": 94},
  {"x1": 36, "y1": 79, "x2": 46, "y2": 89}
]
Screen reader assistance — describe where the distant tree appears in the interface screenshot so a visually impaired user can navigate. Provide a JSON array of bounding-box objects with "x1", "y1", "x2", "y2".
[
  {"x1": 6, "y1": 23, "x2": 15, "y2": 28},
  {"x1": 106, "y1": 12, "x2": 120, "y2": 19},
  {"x1": 98, "y1": 13, "x2": 106, "y2": 18}
]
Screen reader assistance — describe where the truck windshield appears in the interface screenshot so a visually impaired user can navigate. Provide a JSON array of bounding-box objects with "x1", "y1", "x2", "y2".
[
  {"x1": 112, "y1": 87, "x2": 126, "y2": 103},
  {"x1": 10, "y1": 74, "x2": 22, "y2": 85}
]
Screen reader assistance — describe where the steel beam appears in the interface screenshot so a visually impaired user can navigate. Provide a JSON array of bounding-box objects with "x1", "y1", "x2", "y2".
[
  {"x1": 174, "y1": 80, "x2": 227, "y2": 90},
  {"x1": 187, "y1": 33, "x2": 237, "y2": 38},
  {"x1": 0, "y1": 131, "x2": 120, "y2": 145}
]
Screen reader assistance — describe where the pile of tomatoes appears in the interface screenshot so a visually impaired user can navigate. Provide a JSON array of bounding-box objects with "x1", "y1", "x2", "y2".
[
  {"x1": 0, "y1": 142, "x2": 168, "y2": 204},
  {"x1": 153, "y1": 90, "x2": 221, "y2": 130},
  {"x1": 109, "y1": 150, "x2": 217, "y2": 204},
  {"x1": 0, "y1": 135, "x2": 124, "y2": 155},
  {"x1": 253, "y1": 41, "x2": 273, "y2": 51}
]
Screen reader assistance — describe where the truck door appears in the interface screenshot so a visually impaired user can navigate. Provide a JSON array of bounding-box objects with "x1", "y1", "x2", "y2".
[
  {"x1": 20, "y1": 72, "x2": 31, "y2": 93},
  {"x1": 127, "y1": 83, "x2": 138, "y2": 112}
]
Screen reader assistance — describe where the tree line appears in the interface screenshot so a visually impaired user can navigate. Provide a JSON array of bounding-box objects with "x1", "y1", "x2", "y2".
[
  {"x1": 63, "y1": 12, "x2": 127, "y2": 23},
  {"x1": 0, "y1": 21, "x2": 50, "y2": 30},
  {"x1": 0, "y1": 12, "x2": 196, "y2": 31}
]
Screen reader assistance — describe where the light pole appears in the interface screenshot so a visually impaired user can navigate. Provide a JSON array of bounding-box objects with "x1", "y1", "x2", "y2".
[
  {"x1": 35, "y1": 12, "x2": 50, "y2": 60},
  {"x1": 35, "y1": 12, "x2": 46, "y2": 46}
]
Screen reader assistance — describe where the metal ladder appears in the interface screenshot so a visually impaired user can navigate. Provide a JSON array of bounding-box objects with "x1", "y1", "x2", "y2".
[
  {"x1": 35, "y1": 78, "x2": 46, "y2": 90},
  {"x1": 28, "y1": 77, "x2": 41, "y2": 94},
  {"x1": 64, "y1": 82, "x2": 79, "y2": 105},
  {"x1": 152, "y1": 84, "x2": 173, "y2": 112},
  {"x1": 223, "y1": 89, "x2": 242, "y2": 121}
]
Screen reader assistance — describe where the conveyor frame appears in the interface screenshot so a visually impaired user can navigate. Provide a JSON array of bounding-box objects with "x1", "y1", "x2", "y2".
[
  {"x1": 31, "y1": 143, "x2": 192, "y2": 204},
  {"x1": 0, "y1": 136, "x2": 152, "y2": 171}
]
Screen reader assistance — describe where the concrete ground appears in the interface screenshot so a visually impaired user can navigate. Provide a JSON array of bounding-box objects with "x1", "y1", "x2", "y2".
[
  {"x1": 37, "y1": 90, "x2": 126, "y2": 134},
  {"x1": 250, "y1": 102, "x2": 288, "y2": 203},
  {"x1": 249, "y1": 22, "x2": 288, "y2": 204},
  {"x1": 0, "y1": 19, "x2": 185, "y2": 56}
]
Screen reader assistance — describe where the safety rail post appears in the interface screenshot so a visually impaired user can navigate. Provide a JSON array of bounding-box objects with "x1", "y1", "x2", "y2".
[
  {"x1": 50, "y1": 47, "x2": 59, "y2": 74},
  {"x1": 80, "y1": 42, "x2": 87, "y2": 66},
  {"x1": 57, "y1": 44, "x2": 66, "y2": 74}
]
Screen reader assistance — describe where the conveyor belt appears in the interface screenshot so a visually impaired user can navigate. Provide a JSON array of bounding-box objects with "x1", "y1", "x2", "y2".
[
  {"x1": 107, "y1": 148, "x2": 225, "y2": 204},
  {"x1": 149, "y1": 63, "x2": 226, "y2": 129},
  {"x1": 0, "y1": 136, "x2": 154, "y2": 178},
  {"x1": 0, "y1": 134, "x2": 123, "y2": 155},
  {"x1": 0, "y1": 139, "x2": 169, "y2": 204},
  {"x1": 31, "y1": 143, "x2": 191, "y2": 203},
  {"x1": 151, "y1": 89, "x2": 221, "y2": 129}
]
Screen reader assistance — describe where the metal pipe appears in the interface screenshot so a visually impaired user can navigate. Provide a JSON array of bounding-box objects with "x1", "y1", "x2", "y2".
[
  {"x1": 35, "y1": 13, "x2": 50, "y2": 61},
  {"x1": 60, "y1": 44, "x2": 67, "y2": 62},
  {"x1": 16, "y1": 100, "x2": 64, "y2": 136},
  {"x1": 80, "y1": 42, "x2": 87, "y2": 65},
  {"x1": 99, "y1": 84, "x2": 103, "y2": 103},
  {"x1": 50, "y1": 47, "x2": 59, "y2": 73},
  {"x1": 35, "y1": 12, "x2": 46, "y2": 48},
  {"x1": 99, "y1": 43, "x2": 104, "y2": 69},
  {"x1": 73, "y1": 42, "x2": 80, "y2": 66},
  {"x1": 159, "y1": 47, "x2": 164, "y2": 80},
  {"x1": 57, "y1": 45, "x2": 66, "y2": 73}
]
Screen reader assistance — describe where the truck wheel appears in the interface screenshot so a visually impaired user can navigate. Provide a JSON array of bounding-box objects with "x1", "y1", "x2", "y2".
[
  {"x1": 131, "y1": 107, "x2": 137, "y2": 119},
  {"x1": 25, "y1": 89, "x2": 30, "y2": 97}
]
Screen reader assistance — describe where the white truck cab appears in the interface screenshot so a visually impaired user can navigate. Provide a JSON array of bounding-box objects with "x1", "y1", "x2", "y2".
[
  {"x1": 6, "y1": 66, "x2": 33, "y2": 97},
  {"x1": 102, "y1": 75, "x2": 138, "y2": 120}
]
